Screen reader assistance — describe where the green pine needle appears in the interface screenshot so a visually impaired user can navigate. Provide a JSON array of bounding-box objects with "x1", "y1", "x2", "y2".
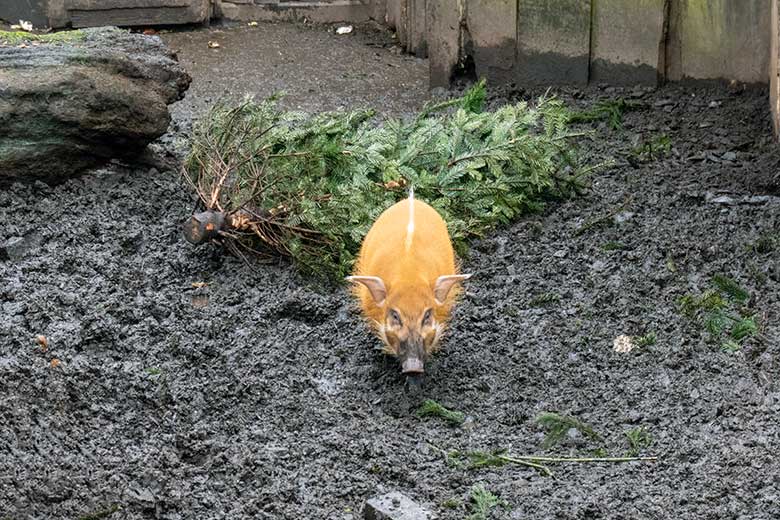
[
  {"x1": 417, "y1": 399, "x2": 465, "y2": 426},
  {"x1": 568, "y1": 98, "x2": 635, "y2": 129},
  {"x1": 625, "y1": 427, "x2": 653, "y2": 457},
  {"x1": 731, "y1": 316, "x2": 757, "y2": 341},
  {"x1": 711, "y1": 274, "x2": 749, "y2": 304},
  {"x1": 467, "y1": 484, "x2": 505, "y2": 520},
  {"x1": 679, "y1": 274, "x2": 759, "y2": 349},
  {"x1": 634, "y1": 331, "x2": 657, "y2": 347},
  {"x1": 461, "y1": 78, "x2": 488, "y2": 113},
  {"x1": 536, "y1": 412, "x2": 601, "y2": 449}
]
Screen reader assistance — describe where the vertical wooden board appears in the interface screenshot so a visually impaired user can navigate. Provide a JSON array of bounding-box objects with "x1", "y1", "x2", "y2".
[
  {"x1": 516, "y1": 0, "x2": 591, "y2": 85},
  {"x1": 427, "y1": 0, "x2": 461, "y2": 88},
  {"x1": 672, "y1": 0, "x2": 770, "y2": 84},
  {"x1": 371, "y1": 0, "x2": 388, "y2": 23},
  {"x1": 772, "y1": 0, "x2": 780, "y2": 138},
  {"x1": 396, "y1": 0, "x2": 409, "y2": 51},
  {"x1": 408, "y1": 0, "x2": 427, "y2": 57},
  {"x1": 590, "y1": 0, "x2": 665, "y2": 85},
  {"x1": 386, "y1": 0, "x2": 400, "y2": 32},
  {"x1": 467, "y1": 0, "x2": 516, "y2": 84}
]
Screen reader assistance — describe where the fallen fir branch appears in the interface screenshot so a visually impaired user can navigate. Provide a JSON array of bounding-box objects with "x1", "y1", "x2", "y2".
[
  {"x1": 417, "y1": 399, "x2": 466, "y2": 426},
  {"x1": 428, "y1": 444, "x2": 657, "y2": 477},
  {"x1": 536, "y1": 412, "x2": 602, "y2": 448},
  {"x1": 183, "y1": 81, "x2": 598, "y2": 279}
]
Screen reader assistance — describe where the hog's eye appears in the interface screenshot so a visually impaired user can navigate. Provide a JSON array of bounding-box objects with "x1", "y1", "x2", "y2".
[
  {"x1": 422, "y1": 309, "x2": 432, "y2": 327},
  {"x1": 389, "y1": 309, "x2": 402, "y2": 327}
]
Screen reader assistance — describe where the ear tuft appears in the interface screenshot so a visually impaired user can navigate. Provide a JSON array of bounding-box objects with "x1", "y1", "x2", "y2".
[
  {"x1": 433, "y1": 274, "x2": 472, "y2": 304},
  {"x1": 346, "y1": 275, "x2": 387, "y2": 305}
]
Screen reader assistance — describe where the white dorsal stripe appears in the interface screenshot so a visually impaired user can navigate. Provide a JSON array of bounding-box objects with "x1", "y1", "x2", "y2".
[{"x1": 405, "y1": 186, "x2": 415, "y2": 251}]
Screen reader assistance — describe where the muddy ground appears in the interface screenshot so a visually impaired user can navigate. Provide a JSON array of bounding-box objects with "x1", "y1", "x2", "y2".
[{"x1": 2, "y1": 21, "x2": 780, "y2": 520}]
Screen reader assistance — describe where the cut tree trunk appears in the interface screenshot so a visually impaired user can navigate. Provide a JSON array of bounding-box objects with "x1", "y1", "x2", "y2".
[{"x1": 0, "y1": 27, "x2": 191, "y2": 183}]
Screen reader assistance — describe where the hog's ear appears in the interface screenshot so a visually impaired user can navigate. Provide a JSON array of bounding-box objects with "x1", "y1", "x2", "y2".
[
  {"x1": 433, "y1": 274, "x2": 472, "y2": 305},
  {"x1": 345, "y1": 276, "x2": 387, "y2": 305}
]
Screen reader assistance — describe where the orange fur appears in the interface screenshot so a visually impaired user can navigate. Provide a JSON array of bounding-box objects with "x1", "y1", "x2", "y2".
[{"x1": 351, "y1": 196, "x2": 462, "y2": 354}]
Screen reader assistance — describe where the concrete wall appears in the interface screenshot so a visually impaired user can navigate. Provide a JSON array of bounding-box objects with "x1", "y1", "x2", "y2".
[{"x1": 386, "y1": 0, "x2": 773, "y2": 88}]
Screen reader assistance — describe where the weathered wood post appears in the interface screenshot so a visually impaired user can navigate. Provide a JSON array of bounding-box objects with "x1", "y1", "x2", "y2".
[
  {"x1": 426, "y1": 0, "x2": 461, "y2": 88},
  {"x1": 772, "y1": 0, "x2": 780, "y2": 139}
]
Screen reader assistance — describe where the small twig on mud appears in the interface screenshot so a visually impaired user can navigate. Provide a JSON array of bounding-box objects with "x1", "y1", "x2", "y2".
[
  {"x1": 78, "y1": 504, "x2": 120, "y2": 520},
  {"x1": 496, "y1": 453, "x2": 657, "y2": 477},
  {"x1": 575, "y1": 195, "x2": 633, "y2": 236},
  {"x1": 501, "y1": 454, "x2": 657, "y2": 463},
  {"x1": 428, "y1": 443, "x2": 657, "y2": 478}
]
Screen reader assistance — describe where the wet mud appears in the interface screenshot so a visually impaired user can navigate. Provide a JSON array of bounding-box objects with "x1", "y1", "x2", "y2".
[{"x1": 2, "y1": 20, "x2": 779, "y2": 520}]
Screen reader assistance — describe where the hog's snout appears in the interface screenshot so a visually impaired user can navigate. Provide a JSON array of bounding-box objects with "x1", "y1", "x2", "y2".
[{"x1": 401, "y1": 357, "x2": 424, "y2": 375}]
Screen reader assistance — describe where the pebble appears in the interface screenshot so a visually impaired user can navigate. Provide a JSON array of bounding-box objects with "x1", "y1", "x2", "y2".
[
  {"x1": 363, "y1": 492, "x2": 433, "y2": 520},
  {"x1": 613, "y1": 211, "x2": 635, "y2": 225}
]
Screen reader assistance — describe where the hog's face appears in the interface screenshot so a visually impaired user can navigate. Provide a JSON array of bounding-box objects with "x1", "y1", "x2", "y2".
[{"x1": 380, "y1": 301, "x2": 441, "y2": 377}]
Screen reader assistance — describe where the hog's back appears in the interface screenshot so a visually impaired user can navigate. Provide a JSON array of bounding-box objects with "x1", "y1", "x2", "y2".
[{"x1": 353, "y1": 198, "x2": 456, "y2": 323}]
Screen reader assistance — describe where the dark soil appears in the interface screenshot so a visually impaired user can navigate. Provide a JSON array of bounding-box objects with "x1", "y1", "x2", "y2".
[{"x1": 2, "y1": 21, "x2": 780, "y2": 520}]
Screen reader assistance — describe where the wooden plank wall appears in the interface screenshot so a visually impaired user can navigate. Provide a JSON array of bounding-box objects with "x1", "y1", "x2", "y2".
[
  {"x1": 385, "y1": 0, "x2": 772, "y2": 89},
  {"x1": 772, "y1": 0, "x2": 780, "y2": 139}
]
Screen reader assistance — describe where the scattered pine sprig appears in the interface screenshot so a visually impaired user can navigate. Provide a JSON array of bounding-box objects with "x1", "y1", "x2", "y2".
[
  {"x1": 568, "y1": 98, "x2": 637, "y2": 130},
  {"x1": 634, "y1": 331, "x2": 657, "y2": 347},
  {"x1": 528, "y1": 292, "x2": 559, "y2": 307},
  {"x1": 678, "y1": 275, "x2": 758, "y2": 350},
  {"x1": 467, "y1": 484, "x2": 505, "y2": 520},
  {"x1": 536, "y1": 412, "x2": 601, "y2": 449},
  {"x1": 417, "y1": 399, "x2": 465, "y2": 426},
  {"x1": 711, "y1": 274, "x2": 749, "y2": 304},
  {"x1": 625, "y1": 427, "x2": 653, "y2": 457},
  {"x1": 629, "y1": 133, "x2": 672, "y2": 164},
  {"x1": 747, "y1": 232, "x2": 779, "y2": 254}
]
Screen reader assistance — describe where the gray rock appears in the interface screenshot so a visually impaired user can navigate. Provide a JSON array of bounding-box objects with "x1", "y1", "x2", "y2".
[
  {"x1": 705, "y1": 192, "x2": 736, "y2": 205},
  {"x1": 429, "y1": 86, "x2": 448, "y2": 98},
  {"x1": 0, "y1": 27, "x2": 190, "y2": 183},
  {"x1": 125, "y1": 485, "x2": 155, "y2": 505},
  {"x1": 364, "y1": 492, "x2": 434, "y2": 520},
  {"x1": 0, "y1": 235, "x2": 42, "y2": 261},
  {"x1": 722, "y1": 151, "x2": 737, "y2": 162},
  {"x1": 613, "y1": 211, "x2": 635, "y2": 224}
]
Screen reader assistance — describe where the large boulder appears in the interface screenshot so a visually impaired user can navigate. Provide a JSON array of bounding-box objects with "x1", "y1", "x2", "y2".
[{"x1": 0, "y1": 27, "x2": 191, "y2": 183}]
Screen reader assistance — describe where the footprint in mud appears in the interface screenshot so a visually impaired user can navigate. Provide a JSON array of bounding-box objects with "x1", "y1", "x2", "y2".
[{"x1": 266, "y1": 294, "x2": 332, "y2": 325}]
